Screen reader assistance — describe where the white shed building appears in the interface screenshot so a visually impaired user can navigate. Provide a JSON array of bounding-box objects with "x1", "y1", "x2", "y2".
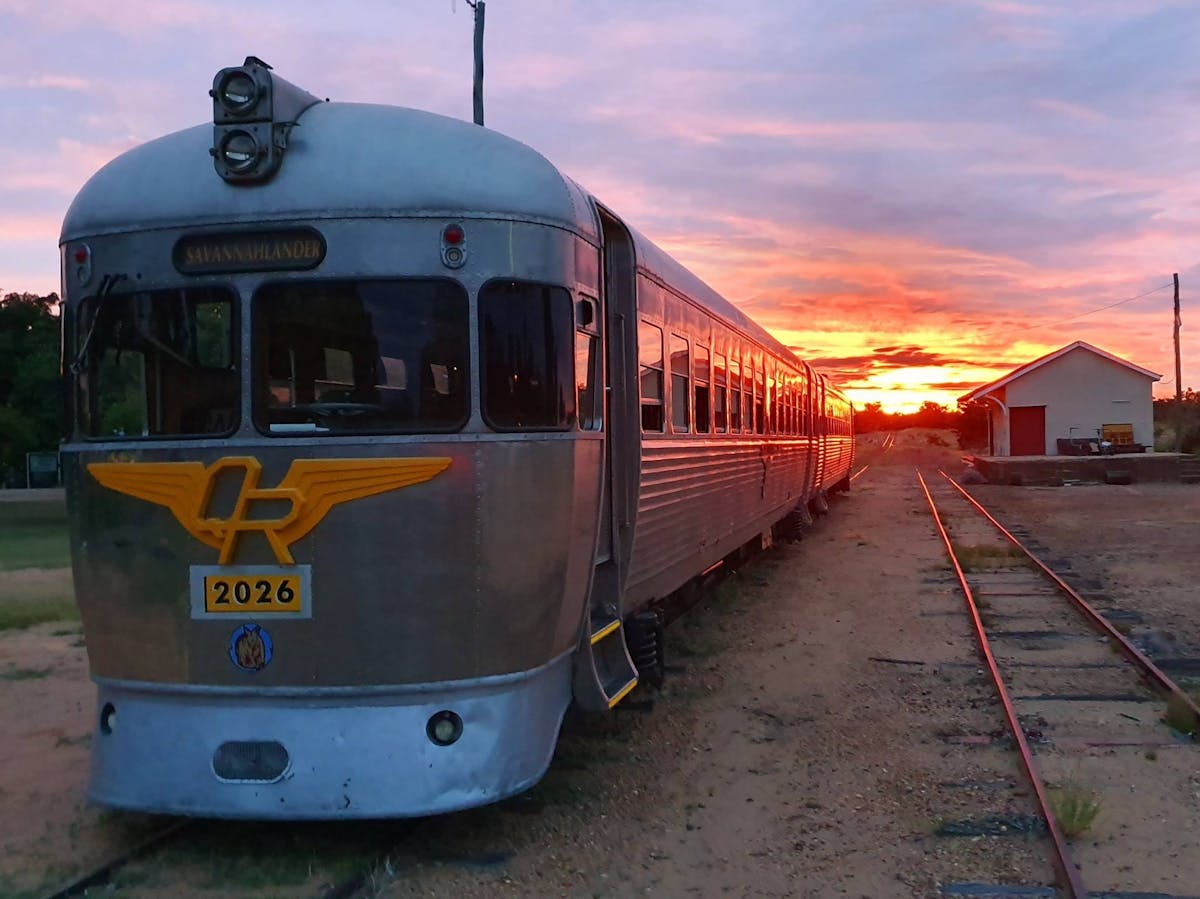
[{"x1": 959, "y1": 341, "x2": 1161, "y2": 457}]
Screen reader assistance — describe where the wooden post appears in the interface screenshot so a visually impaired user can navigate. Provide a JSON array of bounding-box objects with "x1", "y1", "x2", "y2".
[
  {"x1": 1175, "y1": 272, "x2": 1183, "y2": 452},
  {"x1": 472, "y1": 0, "x2": 485, "y2": 126}
]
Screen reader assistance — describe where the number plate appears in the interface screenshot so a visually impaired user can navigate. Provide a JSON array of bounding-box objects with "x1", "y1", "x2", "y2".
[{"x1": 189, "y1": 565, "x2": 311, "y2": 619}]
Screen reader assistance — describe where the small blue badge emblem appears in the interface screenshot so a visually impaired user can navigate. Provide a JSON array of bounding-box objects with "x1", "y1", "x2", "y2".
[{"x1": 229, "y1": 623, "x2": 273, "y2": 672}]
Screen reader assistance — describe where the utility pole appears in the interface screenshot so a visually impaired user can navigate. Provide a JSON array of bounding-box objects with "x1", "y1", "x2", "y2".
[
  {"x1": 1174, "y1": 272, "x2": 1183, "y2": 452},
  {"x1": 466, "y1": 0, "x2": 485, "y2": 126}
]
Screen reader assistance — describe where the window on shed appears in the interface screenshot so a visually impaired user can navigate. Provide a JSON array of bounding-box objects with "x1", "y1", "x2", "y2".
[
  {"x1": 670, "y1": 334, "x2": 690, "y2": 432},
  {"x1": 694, "y1": 345, "x2": 710, "y2": 433},
  {"x1": 639, "y1": 320, "x2": 665, "y2": 432},
  {"x1": 729, "y1": 358, "x2": 742, "y2": 432},
  {"x1": 714, "y1": 352, "x2": 728, "y2": 432},
  {"x1": 479, "y1": 280, "x2": 575, "y2": 430}
]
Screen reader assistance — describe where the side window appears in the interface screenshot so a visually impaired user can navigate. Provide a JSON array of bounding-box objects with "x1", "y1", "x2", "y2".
[
  {"x1": 480, "y1": 280, "x2": 575, "y2": 430},
  {"x1": 670, "y1": 334, "x2": 690, "y2": 432},
  {"x1": 575, "y1": 296, "x2": 601, "y2": 430},
  {"x1": 729, "y1": 358, "x2": 742, "y2": 432},
  {"x1": 639, "y1": 320, "x2": 664, "y2": 432},
  {"x1": 780, "y1": 379, "x2": 789, "y2": 435},
  {"x1": 754, "y1": 364, "x2": 765, "y2": 435},
  {"x1": 694, "y1": 344, "x2": 710, "y2": 434},
  {"x1": 743, "y1": 361, "x2": 754, "y2": 434},
  {"x1": 768, "y1": 370, "x2": 777, "y2": 435},
  {"x1": 714, "y1": 352, "x2": 727, "y2": 433}
]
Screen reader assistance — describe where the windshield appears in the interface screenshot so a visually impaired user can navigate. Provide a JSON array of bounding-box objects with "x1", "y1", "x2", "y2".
[
  {"x1": 75, "y1": 287, "x2": 237, "y2": 438},
  {"x1": 253, "y1": 279, "x2": 469, "y2": 434}
]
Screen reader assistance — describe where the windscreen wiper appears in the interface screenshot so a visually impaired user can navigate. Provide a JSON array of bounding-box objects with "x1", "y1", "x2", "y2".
[{"x1": 69, "y1": 273, "x2": 128, "y2": 375}]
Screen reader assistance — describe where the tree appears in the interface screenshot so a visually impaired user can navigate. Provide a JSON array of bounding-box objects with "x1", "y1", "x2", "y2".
[
  {"x1": 955, "y1": 400, "x2": 989, "y2": 451},
  {"x1": 1153, "y1": 390, "x2": 1200, "y2": 454},
  {"x1": 0, "y1": 291, "x2": 62, "y2": 483}
]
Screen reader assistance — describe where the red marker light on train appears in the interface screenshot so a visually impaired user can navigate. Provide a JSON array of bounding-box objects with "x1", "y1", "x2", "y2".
[
  {"x1": 440, "y1": 224, "x2": 467, "y2": 269},
  {"x1": 72, "y1": 243, "x2": 93, "y2": 287}
]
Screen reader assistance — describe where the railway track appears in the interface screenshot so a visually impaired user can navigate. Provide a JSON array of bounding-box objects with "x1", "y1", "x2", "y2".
[
  {"x1": 919, "y1": 469, "x2": 1200, "y2": 898},
  {"x1": 34, "y1": 817, "x2": 408, "y2": 899},
  {"x1": 849, "y1": 429, "x2": 895, "y2": 484},
  {"x1": 37, "y1": 821, "x2": 192, "y2": 899}
]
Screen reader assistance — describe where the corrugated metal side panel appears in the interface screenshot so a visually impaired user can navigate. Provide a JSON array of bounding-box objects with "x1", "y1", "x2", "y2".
[
  {"x1": 626, "y1": 439, "x2": 811, "y2": 599},
  {"x1": 813, "y1": 437, "x2": 826, "y2": 494},
  {"x1": 819, "y1": 436, "x2": 854, "y2": 490}
]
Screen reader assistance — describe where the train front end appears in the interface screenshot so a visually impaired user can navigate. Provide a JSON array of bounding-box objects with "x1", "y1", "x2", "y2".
[{"x1": 58, "y1": 60, "x2": 605, "y2": 818}]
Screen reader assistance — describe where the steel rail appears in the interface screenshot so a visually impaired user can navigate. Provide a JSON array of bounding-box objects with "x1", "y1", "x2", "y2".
[
  {"x1": 39, "y1": 819, "x2": 192, "y2": 899},
  {"x1": 917, "y1": 470, "x2": 1088, "y2": 899},
  {"x1": 940, "y1": 470, "x2": 1200, "y2": 728},
  {"x1": 850, "y1": 464, "x2": 870, "y2": 482}
]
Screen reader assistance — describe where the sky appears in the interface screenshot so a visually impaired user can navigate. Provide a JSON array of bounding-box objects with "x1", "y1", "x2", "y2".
[{"x1": 2, "y1": 0, "x2": 1199, "y2": 413}]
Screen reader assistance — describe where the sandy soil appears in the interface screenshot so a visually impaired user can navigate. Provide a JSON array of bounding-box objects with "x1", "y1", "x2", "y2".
[{"x1": 2, "y1": 433, "x2": 1196, "y2": 897}]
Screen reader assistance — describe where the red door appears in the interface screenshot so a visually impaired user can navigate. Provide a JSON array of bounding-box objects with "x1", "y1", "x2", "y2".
[{"x1": 1010, "y1": 405, "x2": 1046, "y2": 456}]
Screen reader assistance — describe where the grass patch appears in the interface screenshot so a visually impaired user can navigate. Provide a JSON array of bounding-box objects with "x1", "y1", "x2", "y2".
[
  {"x1": 953, "y1": 543, "x2": 1026, "y2": 572},
  {"x1": 0, "y1": 500, "x2": 69, "y2": 570},
  {"x1": 1048, "y1": 782, "x2": 1102, "y2": 838},
  {"x1": 0, "y1": 666, "x2": 52, "y2": 681},
  {"x1": 1164, "y1": 694, "x2": 1199, "y2": 736},
  {"x1": 0, "y1": 594, "x2": 80, "y2": 631}
]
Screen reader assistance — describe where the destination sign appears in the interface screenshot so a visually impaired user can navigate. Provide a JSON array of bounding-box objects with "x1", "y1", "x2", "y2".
[{"x1": 173, "y1": 228, "x2": 326, "y2": 274}]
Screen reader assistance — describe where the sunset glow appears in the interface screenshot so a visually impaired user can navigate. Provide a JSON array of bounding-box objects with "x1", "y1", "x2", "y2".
[{"x1": 2, "y1": 2, "x2": 1197, "y2": 413}]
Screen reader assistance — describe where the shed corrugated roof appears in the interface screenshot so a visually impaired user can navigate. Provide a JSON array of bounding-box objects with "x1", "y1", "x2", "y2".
[{"x1": 959, "y1": 340, "x2": 1161, "y2": 404}]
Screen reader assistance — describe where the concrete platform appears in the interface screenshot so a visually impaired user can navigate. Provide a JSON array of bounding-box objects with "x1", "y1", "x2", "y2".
[{"x1": 967, "y1": 452, "x2": 1200, "y2": 486}]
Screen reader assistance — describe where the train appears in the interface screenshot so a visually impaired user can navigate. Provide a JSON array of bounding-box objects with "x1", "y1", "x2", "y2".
[{"x1": 58, "y1": 57, "x2": 854, "y2": 819}]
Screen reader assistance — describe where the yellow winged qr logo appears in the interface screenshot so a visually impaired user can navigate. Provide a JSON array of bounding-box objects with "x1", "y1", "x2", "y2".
[{"x1": 87, "y1": 456, "x2": 452, "y2": 565}]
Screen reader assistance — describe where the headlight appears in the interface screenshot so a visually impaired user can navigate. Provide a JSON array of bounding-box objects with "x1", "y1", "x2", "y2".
[
  {"x1": 217, "y1": 130, "x2": 260, "y2": 173},
  {"x1": 210, "y1": 57, "x2": 321, "y2": 185},
  {"x1": 216, "y1": 70, "x2": 259, "y2": 116}
]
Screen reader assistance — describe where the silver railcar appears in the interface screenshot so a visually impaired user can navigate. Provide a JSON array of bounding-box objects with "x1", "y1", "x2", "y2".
[{"x1": 59, "y1": 59, "x2": 853, "y2": 819}]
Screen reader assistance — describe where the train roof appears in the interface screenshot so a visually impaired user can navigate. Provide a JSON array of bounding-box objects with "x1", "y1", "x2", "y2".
[
  {"x1": 61, "y1": 102, "x2": 599, "y2": 243},
  {"x1": 626, "y1": 225, "x2": 802, "y2": 370}
]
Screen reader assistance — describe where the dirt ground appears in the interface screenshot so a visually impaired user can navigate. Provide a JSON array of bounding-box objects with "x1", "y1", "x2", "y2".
[{"x1": 2, "y1": 433, "x2": 1197, "y2": 898}]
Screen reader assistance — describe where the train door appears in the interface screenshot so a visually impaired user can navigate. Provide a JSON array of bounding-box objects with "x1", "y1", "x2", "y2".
[{"x1": 572, "y1": 205, "x2": 641, "y2": 710}]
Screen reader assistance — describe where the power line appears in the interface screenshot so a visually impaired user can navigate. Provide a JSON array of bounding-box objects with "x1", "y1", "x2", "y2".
[{"x1": 1013, "y1": 281, "x2": 1174, "y2": 332}]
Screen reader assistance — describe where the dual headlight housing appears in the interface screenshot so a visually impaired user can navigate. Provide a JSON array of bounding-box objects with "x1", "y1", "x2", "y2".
[{"x1": 210, "y1": 56, "x2": 320, "y2": 184}]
